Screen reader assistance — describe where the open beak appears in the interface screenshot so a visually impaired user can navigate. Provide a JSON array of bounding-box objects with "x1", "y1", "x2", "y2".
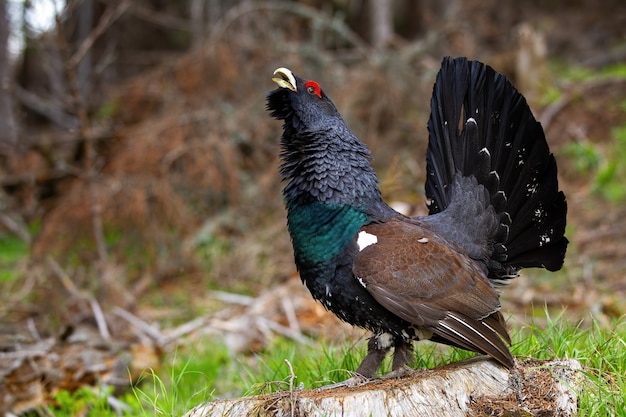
[{"x1": 272, "y1": 68, "x2": 297, "y2": 91}]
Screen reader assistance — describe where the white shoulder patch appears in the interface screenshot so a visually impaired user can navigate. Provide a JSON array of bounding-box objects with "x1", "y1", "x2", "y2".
[{"x1": 357, "y1": 231, "x2": 378, "y2": 251}]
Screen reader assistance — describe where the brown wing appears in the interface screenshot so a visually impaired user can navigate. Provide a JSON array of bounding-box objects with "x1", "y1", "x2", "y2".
[{"x1": 354, "y1": 218, "x2": 513, "y2": 367}]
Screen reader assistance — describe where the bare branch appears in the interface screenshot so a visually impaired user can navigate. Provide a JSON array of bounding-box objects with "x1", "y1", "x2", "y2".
[
  {"x1": 208, "y1": 1, "x2": 371, "y2": 57},
  {"x1": 162, "y1": 315, "x2": 212, "y2": 343},
  {"x1": 208, "y1": 290, "x2": 255, "y2": 306},
  {"x1": 47, "y1": 256, "x2": 83, "y2": 299},
  {"x1": 68, "y1": 0, "x2": 131, "y2": 70},
  {"x1": 0, "y1": 211, "x2": 31, "y2": 243},
  {"x1": 111, "y1": 306, "x2": 165, "y2": 343},
  {"x1": 89, "y1": 297, "x2": 111, "y2": 340},
  {"x1": 539, "y1": 77, "x2": 626, "y2": 129},
  {"x1": 13, "y1": 85, "x2": 79, "y2": 130},
  {"x1": 104, "y1": 0, "x2": 192, "y2": 32},
  {"x1": 47, "y1": 256, "x2": 112, "y2": 340}
]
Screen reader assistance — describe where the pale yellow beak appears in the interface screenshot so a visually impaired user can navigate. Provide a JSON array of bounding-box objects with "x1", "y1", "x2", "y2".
[{"x1": 272, "y1": 67, "x2": 297, "y2": 91}]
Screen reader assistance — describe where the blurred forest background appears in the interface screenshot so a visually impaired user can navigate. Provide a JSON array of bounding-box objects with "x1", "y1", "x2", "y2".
[{"x1": 1, "y1": 0, "x2": 626, "y2": 413}]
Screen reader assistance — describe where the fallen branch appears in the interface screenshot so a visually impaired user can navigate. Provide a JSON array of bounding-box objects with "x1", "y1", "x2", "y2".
[
  {"x1": 47, "y1": 256, "x2": 111, "y2": 340},
  {"x1": 111, "y1": 306, "x2": 165, "y2": 343}
]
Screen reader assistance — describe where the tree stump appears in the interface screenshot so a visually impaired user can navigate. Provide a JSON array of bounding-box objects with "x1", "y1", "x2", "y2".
[{"x1": 184, "y1": 358, "x2": 582, "y2": 417}]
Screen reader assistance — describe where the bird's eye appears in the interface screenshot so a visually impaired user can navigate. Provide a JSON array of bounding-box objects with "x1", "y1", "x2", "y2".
[{"x1": 304, "y1": 80, "x2": 322, "y2": 98}]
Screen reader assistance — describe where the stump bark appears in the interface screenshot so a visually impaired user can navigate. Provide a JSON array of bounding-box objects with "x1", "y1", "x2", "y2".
[{"x1": 184, "y1": 358, "x2": 582, "y2": 417}]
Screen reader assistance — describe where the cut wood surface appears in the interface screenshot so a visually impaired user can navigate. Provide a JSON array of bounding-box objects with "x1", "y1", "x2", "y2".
[{"x1": 184, "y1": 358, "x2": 582, "y2": 417}]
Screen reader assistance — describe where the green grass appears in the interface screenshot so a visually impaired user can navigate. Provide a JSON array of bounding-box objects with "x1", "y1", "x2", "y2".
[
  {"x1": 39, "y1": 312, "x2": 626, "y2": 416},
  {"x1": 512, "y1": 312, "x2": 626, "y2": 416}
]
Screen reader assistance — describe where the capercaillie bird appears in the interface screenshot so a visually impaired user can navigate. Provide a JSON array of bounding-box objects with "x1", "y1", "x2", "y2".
[{"x1": 266, "y1": 57, "x2": 568, "y2": 379}]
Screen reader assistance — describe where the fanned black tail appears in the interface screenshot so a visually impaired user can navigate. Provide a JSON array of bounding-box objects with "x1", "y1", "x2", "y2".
[{"x1": 425, "y1": 57, "x2": 568, "y2": 283}]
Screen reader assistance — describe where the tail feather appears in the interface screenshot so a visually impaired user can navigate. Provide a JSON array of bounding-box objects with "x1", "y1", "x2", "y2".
[
  {"x1": 425, "y1": 57, "x2": 568, "y2": 282},
  {"x1": 435, "y1": 311, "x2": 514, "y2": 368}
]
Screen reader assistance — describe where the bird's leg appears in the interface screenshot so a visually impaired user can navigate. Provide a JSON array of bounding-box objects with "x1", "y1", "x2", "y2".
[
  {"x1": 355, "y1": 335, "x2": 392, "y2": 378},
  {"x1": 391, "y1": 341, "x2": 413, "y2": 371},
  {"x1": 317, "y1": 336, "x2": 390, "y2": 390},
  {"x1": 382, "y1": 341, "x2": 414, "y2": 379}
]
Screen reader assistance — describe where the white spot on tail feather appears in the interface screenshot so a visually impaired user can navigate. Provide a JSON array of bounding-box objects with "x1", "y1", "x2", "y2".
[
  {"x1": 417, "y1": 237, "x2": 429, "y2": 244},
  {"x1": 357, "y1": 231, "x2": 378, "y2": 251}
]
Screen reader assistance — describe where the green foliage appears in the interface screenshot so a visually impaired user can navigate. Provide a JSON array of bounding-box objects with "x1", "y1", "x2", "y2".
[
  {"x1": 562, "y1": 141, "x2": 601, "y2": 173},
  {"x1": 195, "y1": 234, "x2": 232, "y2": 270},
  {"x1": 594, "y1": 124, "x2": 626, "y2": 202},
  {"x1": 598, "y1": 63, "x2": 626, "y2": 80},
  {"x1": 50, "y1": 385, "x2": 139, "y2": 417},
  {"x1": 95, "y1": 98, "x2": 120, "y2": 121},
  {"x1": 555, "y1": 62, "x2": 626, "y2": 83},
  {"x1": 539, "y1": 84, "x2": 563, "y2": 106},
  {"x1": 562, "y1": 119, "x2": 626, "y2": 203},
  {"x1": 0, "y1": 234, "x2": 28, "y2": 283},
  {"x1": 545, "y1": 62, "x2": 626, "y2": 204}
]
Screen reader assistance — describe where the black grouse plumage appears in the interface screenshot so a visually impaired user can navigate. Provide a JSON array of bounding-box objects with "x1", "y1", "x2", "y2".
[{"x1": 266, "y1": 57, "x2": 568, "y2": 379}]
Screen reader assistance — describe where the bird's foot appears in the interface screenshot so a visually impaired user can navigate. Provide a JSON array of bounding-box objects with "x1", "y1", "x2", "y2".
[
  {"x1": 316, "y1": 374, "x2": 369, "y2": 390},
  {"x1": 316, "y1": 366, "x2": 413, "y2": 391},
  {"x1": 381, "y1": 365, "x2": 414, "y2": 379}
]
